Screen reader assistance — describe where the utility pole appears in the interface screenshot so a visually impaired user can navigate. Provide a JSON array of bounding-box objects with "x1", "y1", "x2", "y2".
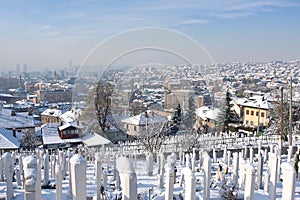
[
  {"x1": 280, "y1": 86, "x2": 283, "y2": 154},
  {"x1": 289, "y1": 76, "x2": 293, "y2": 146},
  {"x1": 257, "y1": 102, "x2": 260, "y2": 136}
]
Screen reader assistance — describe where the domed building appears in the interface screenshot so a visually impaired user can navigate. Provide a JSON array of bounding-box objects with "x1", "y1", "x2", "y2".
[{"x1": 14, "y1": 75, "x2": 27, "y2": 99}]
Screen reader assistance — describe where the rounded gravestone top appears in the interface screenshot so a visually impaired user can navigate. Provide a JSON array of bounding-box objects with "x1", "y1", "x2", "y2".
[
  {"x1": 164, "y1": 162, "x2": 173, "y2": 173},
  {"x1": 23, "y1": 156, "x2": 37, "y2": 168},
  {"x1": 95, "y1": 152, "x2": 102, "y2": 161},
  {"x1": 281, "y1": 162, "x2": 294, "y2": 171},
  {"x1": 70, "y1": 153, "x2": 86, "y2": 165},
  {"x1": 116, "y1": 156, "x2": 135, "y2": 173}
]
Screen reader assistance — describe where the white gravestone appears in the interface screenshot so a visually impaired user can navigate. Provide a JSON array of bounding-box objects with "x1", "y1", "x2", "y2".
[
  {"x1": 164, "y1": 163, "x2": 174, "y2": 200},
  {"x1": 203, "y1": 152, "x2": 211, "y2": 200},
  {"x1": 146, "y1": 152, "x2": 154, "y2": 176},
  {"x1": 3, "y1": 152, "x2": 14, "y2": 200},
  {"x1": 56, "y1": 165, "x2": 63, "y2": 200},
  {"x1": 43, "y1": 151, "x2": 49, "y2": 186},
  {"x1": 281, "y1": 162, "x2": 296, "y2": 200},
  {"x1": 244, "y1": 163, "x2": 255, "y2": 200},
  {"x1": 23, "y1": 156, "x2": 37, "y2": 200},
  {"x1": 182, "y1": 167, "x2": 196, "y2": 200},
  {"x1": 70, "y1": 154, "x2": 87, "y2": 200},
  {"x1": 232, "y1": 152, "x2": 239, "y2": 186},
  {"x1": 268, "y1": 153, "x2": 278, "y2": 200},
  {"x1": 257, "y1": 152, "x2": 264, "y2": 190},
  {"x1": 116, "y1": 157, "x2": 137, "y2": 200},
  {"x1": 95, "y1": 153, "x2": 103, "y2": 200}
]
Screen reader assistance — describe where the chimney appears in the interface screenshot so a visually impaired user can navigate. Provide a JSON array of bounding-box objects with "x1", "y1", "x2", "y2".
[
  {"x1": 11, "y1": 110, "x2": 16, "y2": 116},
  {"x1": 28, "y1": 108, "x2": 33, "y2": 116}
]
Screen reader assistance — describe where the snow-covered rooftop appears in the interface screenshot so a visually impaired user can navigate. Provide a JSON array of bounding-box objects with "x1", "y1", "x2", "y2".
[
  {"x1": 41, "y1": 123, "x2": 65, "y2": 145},
  {"x1": 195, "y1": 106, "x2": 221, "y2": 121},
  {"x1": 59, "y1": 107, "x2": 82, "y2": 123},
  {"x1": 58, "y1": 123, "x2": 82, "y2": 131},
  {"x1": 82, "y1": 133, "x2": 112, "y2": 147},
  {"x1": 0, "y1": 128, "x2": 20, "y2": 149},
  {"x1": 232, "y1": 97, "x2": 247, "y2": 105},
  {"x1": 121, "y1": 111, "x2": 166, "y2": 126},
  {"x1": 242, "y1": 100, "x2": 270, "y2": 110},
  {"x1": 41, "y1": 108, "x2": 62, "y2": 117},
  {"x1": 0, "y1": 109, "x2": 36, "y2": 129},
  {"x1": 42, "y1": 122, "x2": 83, "y2": 146}
]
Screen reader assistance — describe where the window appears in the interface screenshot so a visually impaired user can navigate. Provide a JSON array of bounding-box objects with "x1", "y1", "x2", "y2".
[
  {"x1": 256, "y1": 112, "x2": 259, "y2": 116},
  {"x1": 246, "y1": 120, "x2": 249, "y2": 125},
  {"x1": 251, "y1": 111, "x2": 254, "y2": 116},
  {"x1": 261, "y1": 112, "x2": 265, "y2": 118},
  {"x1": 250, "y1": 121, "x2": 254, "y2": 125},
  {"x1": 246, "y1": 110, "x2": 249, "y2": 115}
]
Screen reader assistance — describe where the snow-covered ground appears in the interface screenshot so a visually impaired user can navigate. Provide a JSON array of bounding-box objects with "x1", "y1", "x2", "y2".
[{"x1": 0, "y1": 150, "x2": 300, "y2": 199}]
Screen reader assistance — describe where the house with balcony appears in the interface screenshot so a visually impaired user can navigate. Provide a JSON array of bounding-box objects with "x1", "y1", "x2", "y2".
[{"x1": 41, "y1": 122, "x2": 83, "y2": 149}]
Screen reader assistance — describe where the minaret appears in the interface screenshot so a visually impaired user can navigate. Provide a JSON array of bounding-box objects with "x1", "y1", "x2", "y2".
[{"x1": 19, "y1": 75, "x2": 22, "y2": 88}]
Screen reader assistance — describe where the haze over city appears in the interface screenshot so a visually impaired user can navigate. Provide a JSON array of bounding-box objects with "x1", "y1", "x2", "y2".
[{"x1": 0, "y1": 0, "x2": 300, "y2": 71}]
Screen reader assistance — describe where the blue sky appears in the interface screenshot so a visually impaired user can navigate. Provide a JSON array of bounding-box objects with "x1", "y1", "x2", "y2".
[{"x1": 0, "y1": 0, "x2": 299, "y2": 71}]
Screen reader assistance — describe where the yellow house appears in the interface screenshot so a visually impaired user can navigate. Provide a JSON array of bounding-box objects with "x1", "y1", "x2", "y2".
[
  {"x1": 41, "y1": 108, "x2": 62, "y2": 125},
  {"x1": 242, "y1": 100, "x2": 269, "y2": 127}
]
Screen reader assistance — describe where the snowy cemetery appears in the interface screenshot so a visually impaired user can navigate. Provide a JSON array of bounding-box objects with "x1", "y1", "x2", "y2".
[{"x1": 1, "y1": 134, "x2": 300, "y2": 200}]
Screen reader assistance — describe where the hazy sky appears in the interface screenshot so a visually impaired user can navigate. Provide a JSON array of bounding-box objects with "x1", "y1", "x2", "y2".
[{"x1": 0, "y1": 0, "x2": 299, "y2": 71}]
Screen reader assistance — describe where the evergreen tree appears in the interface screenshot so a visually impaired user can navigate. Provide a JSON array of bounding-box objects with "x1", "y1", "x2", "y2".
[
  {"x1": 216, "y1": 89, "x2": 239, "y2": 133},
  {"x1": 172, "y1": 103, "x2": 182, "y2": 125},
  {"x1": 182, "y1": 96, "x2": 196, "y2": 129}
]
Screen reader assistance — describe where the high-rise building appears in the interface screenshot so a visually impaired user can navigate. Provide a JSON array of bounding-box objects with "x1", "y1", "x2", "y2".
[
  {"x1": 16, "y1": 64, "x2": 20, "y2": 76},
  {"x1": 23, "y1": 64, "x2": 28, "y2": 73}
]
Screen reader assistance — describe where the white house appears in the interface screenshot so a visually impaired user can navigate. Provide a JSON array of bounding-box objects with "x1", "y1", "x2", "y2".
[{"x1": 121, "y1": 110, "x2": 166, "y2": 136}]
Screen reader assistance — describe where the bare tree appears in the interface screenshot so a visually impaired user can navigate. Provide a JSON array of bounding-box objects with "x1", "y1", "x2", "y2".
[
  {"x1": 265, "y1": 99, "x2": 290, "y2": 140},
  {"x1": 79, "y1": 88, "x2": 103, "y2": 135},
  {"x1": 135, "y1": 121, "x2": 168, "y2": 155},
  {"x1": 95, "y1": 80, "x2": 114, "y2": 131},
  {"x1": 181, "y1": 127, "x2": 204, "y2": 153}
]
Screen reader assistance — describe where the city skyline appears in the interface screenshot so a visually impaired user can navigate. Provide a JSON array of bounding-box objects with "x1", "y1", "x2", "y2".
[{"x1": 0, "y1": 0, "x2": 299, "y2": 71}]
